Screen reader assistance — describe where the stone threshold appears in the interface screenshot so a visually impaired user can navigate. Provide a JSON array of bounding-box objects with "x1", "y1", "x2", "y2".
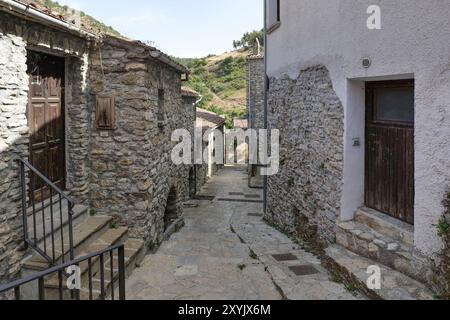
[{"x1": 323, "y1": 244, "x2": 435, "y2": 300}]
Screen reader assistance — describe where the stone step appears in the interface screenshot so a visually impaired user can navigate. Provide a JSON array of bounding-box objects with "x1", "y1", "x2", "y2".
[
  {"x1": 44, "y1": 227, "x2": 129, "y2": 288},
  {"x1": 28, "y1": 204, "x2": 89, "y2": 245},
  {"x1": 355, "y1": 207, "x2": 413, "y2": 246},
  {"x1": 23, "y1": 216, "x2": 113, "y2": 270},
  {"x1": 323, "y1": 245, "x2": 434, "y2": 300},
  {"x1": 336, "y1": 220, "x2": 431, "y2": 285},
  {"x1": 45, "y1": 238, "x2": 145, "y2": 300}
]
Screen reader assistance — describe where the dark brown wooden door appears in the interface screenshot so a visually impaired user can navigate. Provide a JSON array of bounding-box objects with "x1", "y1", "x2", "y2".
[
  {"x1": 27, "y1": 51, "x2": 65, "y2": 201},
  {"x1": 365, "y1": 80, "x2": 415, "y2": 224}
]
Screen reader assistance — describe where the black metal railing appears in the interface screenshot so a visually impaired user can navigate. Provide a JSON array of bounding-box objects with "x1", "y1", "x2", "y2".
[
  {"x1": 0, "y1": 245, "x2": 126, "y2": 300},
  {"x1": 17, "y1": 158, "x2": 75, "y2": 265}
]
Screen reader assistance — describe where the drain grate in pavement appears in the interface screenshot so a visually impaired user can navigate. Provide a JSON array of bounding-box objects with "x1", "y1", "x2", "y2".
[
  {"x1": 245, "y1": 194, "x2": 261, "y2": 199},
  {"x1": 289, "y1": 265, "x2": 319, "y2": 276},
  {"x1": 229, "y1": 192, "x2": 244, "y2": 196},
  {"x1": 272, "y1": 253, "x2": 298, "y2": 262},
  {"x1": 194, "y1": 195, "x2": 215, "y2": 201},
  {"x1": 248, "y1": 213, "x2": 263, "y2": 217},
  {"x1": 217, "y1": 198, "x2": 264, "y2": 204}
]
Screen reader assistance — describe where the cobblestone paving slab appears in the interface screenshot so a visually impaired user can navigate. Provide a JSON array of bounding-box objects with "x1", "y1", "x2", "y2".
[{"x1": 126, "y1": 166, "x2": 361, "y2": 300}]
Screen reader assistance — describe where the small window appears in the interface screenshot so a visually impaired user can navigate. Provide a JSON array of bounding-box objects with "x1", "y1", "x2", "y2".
[
  {"x1": 267, "y1": 0, "x2": 281, "y2": 31},
  {"x1": 96, "y1": 96, "x2": 115, "y2": 130},
  {"x1": 374, "y1": 87, "x2": 414, "y2": 124}
]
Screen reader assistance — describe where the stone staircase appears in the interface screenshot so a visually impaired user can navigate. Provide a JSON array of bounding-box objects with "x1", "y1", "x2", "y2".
[
  {"x1": 21, "y1": 204, "x2": 145, "y2": 300},
  {"x1": 323, "y1": 207, "x2": 435, "y2": 300}
]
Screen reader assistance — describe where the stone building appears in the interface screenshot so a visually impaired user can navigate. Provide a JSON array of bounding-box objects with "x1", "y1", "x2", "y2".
[
  {"x1": 195, "y1": 107, "x2": 225, "y2": 192},
  {"x1": 246, "y1": 40, "x2": 265, "y2": 188},
  {"x1": 265, "y1": 0, "x2": 450, "y2": 297},
  {"x1": 0, "y1": 0, "x2": 193, "y2": 288}
]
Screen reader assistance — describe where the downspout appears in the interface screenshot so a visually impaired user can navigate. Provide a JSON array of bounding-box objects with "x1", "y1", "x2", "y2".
[
  {"x1": 263, "y1": 0, "x2": 269, "y2": 214},
  {"x1": 0, "y1": 0, "x2": 96, "y2": 39}
]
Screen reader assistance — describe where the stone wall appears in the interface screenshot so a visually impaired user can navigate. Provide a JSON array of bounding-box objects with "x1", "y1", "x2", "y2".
[
  {"x1": 181, "y1": 95, "x2": 197, "y2": 198},
  {"x1": 89, "y1": 36, "x2": 191, "y2": 247},
  {"x1": 265, "y1": 66, "x2": 344, "y2": 249},
  {"x1": 0, "y1": 20, "x2": 29, "y2": 286},
  {"x1": 65, "y1": 54, "x2": 90, "y2": 203},
  {"x1": 0, "y1": 12, "x2": 89, "y2": 285}
]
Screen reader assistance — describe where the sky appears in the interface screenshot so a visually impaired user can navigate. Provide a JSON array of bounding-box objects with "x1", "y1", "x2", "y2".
[{"x1": 58, "y1": 0, "x2": 264, "y2": 58}]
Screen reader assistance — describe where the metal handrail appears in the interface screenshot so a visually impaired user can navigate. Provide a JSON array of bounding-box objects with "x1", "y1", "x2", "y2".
[
  {"x1": 16, "y1": 157, "x2": 76, "y2": 264},
  {"x1": 0, "y1": 244, "x2": 126, "y2": 300},
  {"x1": 17, "y1": 158, "x2": 75, "y2": 204}
]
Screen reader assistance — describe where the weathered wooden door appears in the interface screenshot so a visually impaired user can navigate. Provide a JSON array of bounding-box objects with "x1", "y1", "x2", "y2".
[
  {"x1": 27, "y1": 51, "x2": 65, "y2": 200},
  {"x1": 365, "y1": 80, "x2": 415, "y2": 224}
]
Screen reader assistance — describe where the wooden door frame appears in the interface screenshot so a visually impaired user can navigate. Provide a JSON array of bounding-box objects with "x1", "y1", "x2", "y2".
[
  {"x1": 364, "y1": 79, "x2": 415, "y2": 224},
  {"x1": 26, "y1": 49, "x2": 67, "y2": 199}
]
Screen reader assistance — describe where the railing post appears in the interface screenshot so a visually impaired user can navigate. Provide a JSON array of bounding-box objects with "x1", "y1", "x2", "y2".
[
  {"x1": 118, "y1": 245, "x2": 126, "y2": 301},
  {"x1": 19, "y1": 161, "x2": 28, "y2": 249},
  {"x1": 68, "y1": 202, "x2": 75, "y2": 261}
]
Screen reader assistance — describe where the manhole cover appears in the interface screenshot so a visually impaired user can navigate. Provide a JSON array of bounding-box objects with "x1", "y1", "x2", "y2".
[
  {"x1": 245, "y1": 194, "x2": 261, "y2": 199},
  {"x1": 272, "y1": 253, "x2": 298, "y2": 262},
  {"x1": 229, "y1": 192, "x2": 244, "y2": 196},
  {"x1": 289, "y1": 265, "x2": 319, "y2": 276}
]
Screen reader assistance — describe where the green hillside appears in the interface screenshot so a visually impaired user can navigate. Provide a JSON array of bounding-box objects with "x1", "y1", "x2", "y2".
[
  {"x1": 177, "y1": 30, "x2": 264, "y2": 129},
  {"x1": 176, "y1": 50, "x2": 250, "y2": 128}
]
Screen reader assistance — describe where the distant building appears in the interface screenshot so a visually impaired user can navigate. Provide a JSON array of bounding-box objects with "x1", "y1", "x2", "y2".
[{"x1": 195, "y1": 108, "x2": 225, "y2": 191}]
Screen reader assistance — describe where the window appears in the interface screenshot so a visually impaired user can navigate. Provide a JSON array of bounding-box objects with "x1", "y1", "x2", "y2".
[
  {"x1": 96, "y1": 96, "x2": 115, "y2": 130},
  {"x1": 374, "y1": 87, "x2": 414, "y2": 124},
  {"x1": 267, "y1": 0, "x2": 281, "y2": 32},
  {"x1": 367, "y1": 80, "x2": 415, "y2": 125}
]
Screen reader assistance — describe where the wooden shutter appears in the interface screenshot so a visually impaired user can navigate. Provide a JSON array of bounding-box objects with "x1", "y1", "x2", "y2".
[{"x1": 96, "y1": 96, "x2": 115, "y2": 130}]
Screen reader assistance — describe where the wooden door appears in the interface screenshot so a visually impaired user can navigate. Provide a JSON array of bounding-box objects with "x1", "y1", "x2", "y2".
[
  {"x1": 27, "y1": 51, "x2": 65, "y2": 201},
  {"x1": 365, "y1": 80, "x2": 415, "y2": 224}
]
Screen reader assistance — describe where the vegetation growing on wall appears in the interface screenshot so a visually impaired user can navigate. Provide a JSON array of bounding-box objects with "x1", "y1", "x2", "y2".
[
  {"x1": 437, "y1": 189, "x2": 450, "y2": 299},
  {"x1": 35, "y1": 0, "x2": 121, "y2": 35}
]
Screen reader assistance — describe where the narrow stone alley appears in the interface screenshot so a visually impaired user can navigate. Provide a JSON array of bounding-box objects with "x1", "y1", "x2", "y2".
[{"x1": 126, "y1": 167, "x2": 359, "y2": 300}]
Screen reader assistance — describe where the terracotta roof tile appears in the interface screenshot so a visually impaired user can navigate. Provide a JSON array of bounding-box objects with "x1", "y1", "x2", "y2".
[{"x1": 233, "y1": 119, "x2": 248, "y2": 129}]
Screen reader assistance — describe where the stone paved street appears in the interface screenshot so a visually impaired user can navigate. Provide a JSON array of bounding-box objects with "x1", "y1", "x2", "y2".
[{"x1": 126, "y1": 166, "x2": 360, "y2": 300}]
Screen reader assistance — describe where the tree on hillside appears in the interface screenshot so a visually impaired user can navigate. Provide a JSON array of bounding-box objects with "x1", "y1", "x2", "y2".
[{"x1": 233, "y1": 29, "x2": 264, "y2": 49}]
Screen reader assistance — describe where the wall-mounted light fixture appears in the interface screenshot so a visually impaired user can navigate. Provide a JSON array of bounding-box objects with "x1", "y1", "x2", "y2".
[{"x1": 362, "y1": 57, "x2": 372, "y2": 69}]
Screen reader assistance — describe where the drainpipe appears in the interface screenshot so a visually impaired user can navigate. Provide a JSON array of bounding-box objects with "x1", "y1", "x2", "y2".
[
  {"x1": 263, "y1": 0, "x2": 269, "y2": 215},
  {"x1": 0, "y1": 0, "x2": 96, "y2": 39}
]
